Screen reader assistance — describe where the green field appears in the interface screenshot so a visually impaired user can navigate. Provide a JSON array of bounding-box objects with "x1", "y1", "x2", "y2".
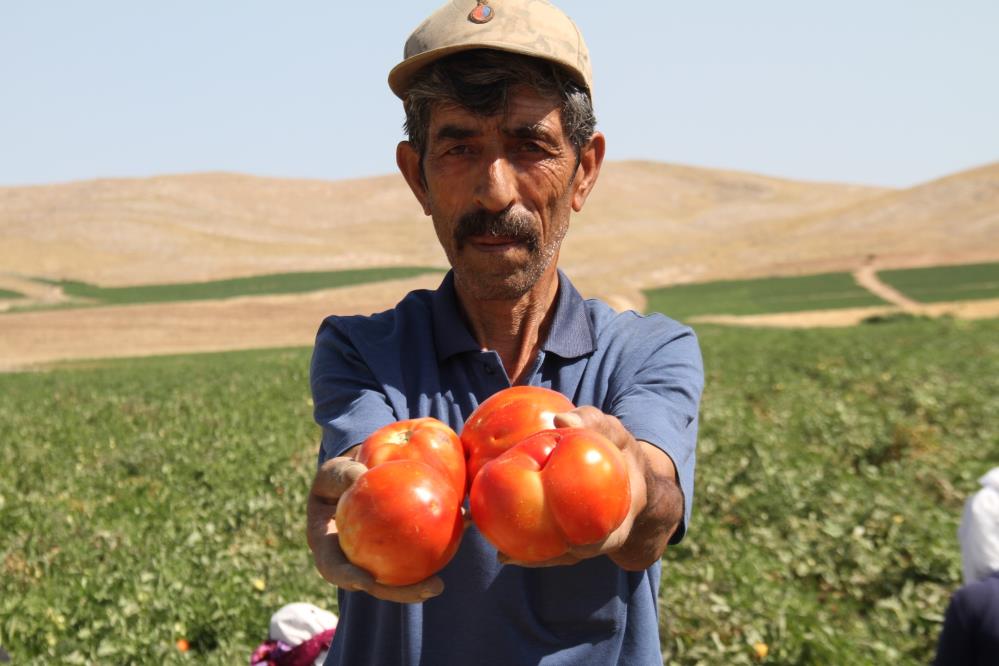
[
  {"x1": 24, "y1": 267, "x2": 443, "y2": 309},
  {"x1": 878, "y1": 261, "x2": 999, "y2": 303},
  {"x1": 2, "y1": 317, "x2": 997, "y2": 664},
  {"x1": 0, "y1": 288, "x2": 24, "y2": 299},
  {"x1": 644, "y1": 272, "x2": 886, "y2": 321}
]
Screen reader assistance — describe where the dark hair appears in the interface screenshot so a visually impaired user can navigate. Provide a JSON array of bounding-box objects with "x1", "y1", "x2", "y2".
[{"x1": 403, "y1": 49, "x2": 596, "y2": 158}]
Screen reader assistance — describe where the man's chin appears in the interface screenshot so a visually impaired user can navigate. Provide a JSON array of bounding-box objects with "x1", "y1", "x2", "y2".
[{"x1": 454, "y1": 266, "x2": 538, "y2": 301}]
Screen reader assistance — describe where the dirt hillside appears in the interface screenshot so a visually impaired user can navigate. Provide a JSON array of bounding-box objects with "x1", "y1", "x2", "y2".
[
  {"x1": 1, "y1": 160, "x2": 997, "y2": 368},
  {"x1": 0, "y1": 162, "x2": 895, "y2": 292}
]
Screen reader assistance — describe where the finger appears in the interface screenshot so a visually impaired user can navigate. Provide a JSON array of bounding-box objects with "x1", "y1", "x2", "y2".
[
  {"x1": 306, "y1": 494, "x2": 336, "y2": 541},
  {"x1": 552, "y1": 411, "x2": 584, "y2": 428},
  {"x1": 329, "y1": 561, "x2": 377, "y2": 592},
  {"x1": 554, "y1": 407, "x2": 632, "y2": 451},
  {"x1": 328, "y1": 458, "x2": 368, "y2": 492},
  {"x1": 311, "y1": 458, "x2": 368, "y2": 501},
  {"x1": 554, "y1": 406, "x2": 606, "y2": 433},
  {"x1": 565, "y1": 541, "x2": 606, "y2": 560},
  {"x1": 312, "y1": 532, "x2": 376, "y2": 589},
  {"x1": 312, "y1": 531, "x2": 442, "y2": 603},
  {"x1": 497, "y1": 551, "x2": 581, "y2": 568},
  {"x1": 365, "y1": 575, "x2": 445, "y2": 604}
]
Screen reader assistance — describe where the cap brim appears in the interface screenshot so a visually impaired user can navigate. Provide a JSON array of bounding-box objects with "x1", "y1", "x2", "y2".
[{"x1": 388, "y1": 42, "x2": 590, "y2": 100}]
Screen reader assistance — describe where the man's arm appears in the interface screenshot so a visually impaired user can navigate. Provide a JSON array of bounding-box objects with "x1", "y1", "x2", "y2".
[
  {"x1": 308, "y1": 318, "x2": 447, "y2": 602},
  {"x1": 497, "y1": 318, "x2": 702, "y2": 570},
  {"x1": 609, "y1": 439, "x2": 683, "y2": 571}
]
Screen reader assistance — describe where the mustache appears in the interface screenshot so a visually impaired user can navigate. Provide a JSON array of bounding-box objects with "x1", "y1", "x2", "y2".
[{"x1": 454, "y1": 208, "x2": 539, "y2": 251}]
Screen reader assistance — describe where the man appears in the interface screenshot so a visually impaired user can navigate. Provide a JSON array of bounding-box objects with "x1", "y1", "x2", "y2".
[{"x1": 306, "y1": 1, "x2": 704, "y2": 664}]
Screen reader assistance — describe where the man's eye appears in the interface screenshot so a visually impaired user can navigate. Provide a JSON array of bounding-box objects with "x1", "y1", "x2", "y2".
[
  {"x1": 445, "y1": 145, "x2": 471, "y2": 156},
  {"x1": 519, "y1": 142, "x2": 544, "y2": 153}
]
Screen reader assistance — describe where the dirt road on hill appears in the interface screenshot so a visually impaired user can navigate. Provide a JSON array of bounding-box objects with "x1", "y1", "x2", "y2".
[
  {"x1": 852, "y1": 265, "x2": 923, "y2": 311},
  {"x1": 689, "y1": 298, "x2": 999, "y2": 328}
]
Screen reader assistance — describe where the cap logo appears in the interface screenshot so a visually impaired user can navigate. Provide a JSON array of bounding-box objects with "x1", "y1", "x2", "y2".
[{"x1": 468, "y1": 0, "x2": 494, "y2": 24}]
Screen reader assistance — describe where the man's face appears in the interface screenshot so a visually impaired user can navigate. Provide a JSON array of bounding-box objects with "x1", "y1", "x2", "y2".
[{"x1": 403, "y1": 86, "x2": 589, "y2": 301}]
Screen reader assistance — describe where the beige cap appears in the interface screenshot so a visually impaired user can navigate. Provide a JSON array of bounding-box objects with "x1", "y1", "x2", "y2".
[{"x1": 388, "y1": 0, "x2": 592, "y2": 100}]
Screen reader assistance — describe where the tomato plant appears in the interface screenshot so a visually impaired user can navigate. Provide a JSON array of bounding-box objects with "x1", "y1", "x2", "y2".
[
  {"x1": 335, "y1": 459, "x2": 463, "y2": 586},
  {"x1": 469, "y1": 427, "x2": 631, "y2": 563}
]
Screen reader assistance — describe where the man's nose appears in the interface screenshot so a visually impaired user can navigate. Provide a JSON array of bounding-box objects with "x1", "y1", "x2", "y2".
[{"x1": 474, "y1": 156, "x2": 517, "y2": 213}]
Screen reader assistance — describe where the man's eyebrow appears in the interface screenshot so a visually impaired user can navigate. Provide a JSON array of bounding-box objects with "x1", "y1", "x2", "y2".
[
  {"x1": 506, "y1": 123, "x2": 559, "y2": 142},
  {"x1": 434, "y1": 124, "x2": 480, "y2": 142},
  {"x1": 432, "y1": 121, "x2": 560, "y2": 143}
]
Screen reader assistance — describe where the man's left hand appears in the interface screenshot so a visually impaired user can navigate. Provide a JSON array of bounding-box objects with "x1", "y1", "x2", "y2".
[{"x1": 495, "y1": 407, "x2": 682, "y2": 570}]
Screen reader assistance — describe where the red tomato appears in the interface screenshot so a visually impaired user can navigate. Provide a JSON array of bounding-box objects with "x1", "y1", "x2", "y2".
[
  {"x1": 336, "y1": 459, "x2": 463, "y2": 585},
  {"x1": 469, "y1": 427, "x2": 631, "y2": 563},
  {"x1": 461, "y1": 386, "x2": 575, "y2": 489},
  {"x1": 358, "y1": 418, "x2": 465, "y2": 495}
]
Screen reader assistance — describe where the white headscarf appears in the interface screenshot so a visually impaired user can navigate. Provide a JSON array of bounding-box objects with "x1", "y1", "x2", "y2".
[
  {"x1": 959, "y1": 467, "x2": 999, "y2": 584},
  {"x1": 269, "y1": 603, "x2": 338, "y2": 666}
]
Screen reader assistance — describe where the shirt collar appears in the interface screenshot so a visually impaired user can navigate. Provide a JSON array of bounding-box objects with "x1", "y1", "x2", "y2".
[{"x1": 430, "y1": 269, "x2": 597, "y2": 362}]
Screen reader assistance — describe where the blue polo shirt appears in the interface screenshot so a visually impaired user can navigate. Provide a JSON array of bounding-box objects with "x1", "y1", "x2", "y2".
[{"x1": 310, "y1": 270, "x2": 703, "y2": 666}]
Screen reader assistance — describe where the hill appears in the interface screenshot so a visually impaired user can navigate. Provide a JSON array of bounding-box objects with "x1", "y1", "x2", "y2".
[
  {"x1": 1, "y1": 161, "x2": 997, "y2": 367},
  {"x1": 0, "y1": 172, "x2": 445, "y2": 287},
  {"x1": 3, "y1": 160, "x2": 997, "y2": 307},
  {"x1": 755, "y1": 161, "x2": 999, "y2": 277},
  {"x1": 0, "y1": 162, "x2": 887, "y2": 293}
]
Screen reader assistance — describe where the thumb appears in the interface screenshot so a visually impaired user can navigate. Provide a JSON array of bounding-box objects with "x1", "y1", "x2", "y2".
[
  {"x1": 313, "y1": 458, "x2": 368, "y2": 501},
  {"x1": 552, "y1": 411, "x2": 584, "y2": 428}
]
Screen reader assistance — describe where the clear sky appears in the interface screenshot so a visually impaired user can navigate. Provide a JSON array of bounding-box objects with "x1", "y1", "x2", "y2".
[{"x1": 2, "y1": 1, "x2": 997, "y2": 188}]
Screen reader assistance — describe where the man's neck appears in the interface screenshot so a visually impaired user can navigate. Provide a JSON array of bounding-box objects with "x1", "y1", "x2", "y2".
[{"x1": 455, "y1": 268, "x2": 560, "y2": 385}]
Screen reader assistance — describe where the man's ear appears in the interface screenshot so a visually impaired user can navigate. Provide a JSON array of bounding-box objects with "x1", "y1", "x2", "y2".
[
  {"x1": 571, "y1": 131, "x2": 605, "y2": 212},
  {"x1": 397, "y1": 141, "x2": 432, "y2": 216}
]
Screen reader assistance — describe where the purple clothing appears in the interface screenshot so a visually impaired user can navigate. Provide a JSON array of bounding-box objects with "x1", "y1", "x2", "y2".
[{"x1": 934, "y1": 572, "x2": 999, "y2": 666}]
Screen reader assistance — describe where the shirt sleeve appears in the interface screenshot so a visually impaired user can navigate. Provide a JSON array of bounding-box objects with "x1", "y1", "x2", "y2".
[
  {"x1": 608, "y1": 319, "x2": 704, "y2": 544},
  {"x1": 309, "y1": 317, "x2": 397, "y2": 465}
]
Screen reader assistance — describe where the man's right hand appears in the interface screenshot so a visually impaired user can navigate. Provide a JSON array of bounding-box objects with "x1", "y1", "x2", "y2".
[{"x1": 306, "y1": 454, "x2": 446, "y2": 604}]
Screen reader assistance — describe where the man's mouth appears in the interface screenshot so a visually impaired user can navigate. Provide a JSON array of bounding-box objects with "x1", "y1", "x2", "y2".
[
  {"x1": 464, "y1": 235, "x2": 527, "y2": 254},
  {"x1": 454, "y1": 208, "x2": 539, "y2": 253}
]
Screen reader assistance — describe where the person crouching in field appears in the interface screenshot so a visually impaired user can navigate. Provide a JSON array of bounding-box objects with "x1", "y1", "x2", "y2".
[{"x1": 933, "y1": 467, "x2": 999, "y2": 665}]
